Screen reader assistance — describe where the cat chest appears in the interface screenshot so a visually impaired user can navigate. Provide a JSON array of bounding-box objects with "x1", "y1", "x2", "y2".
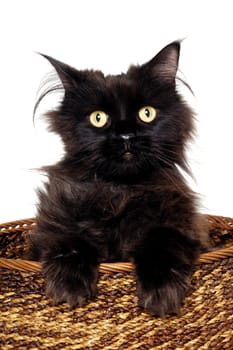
[{"x1": 79, "y1": 188, "x2": 161, "y2": 237}]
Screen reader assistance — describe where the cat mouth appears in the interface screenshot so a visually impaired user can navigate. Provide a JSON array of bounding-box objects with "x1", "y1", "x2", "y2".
[{"x1": 121, "y1": 151, "x2": 135, "y2": 161}]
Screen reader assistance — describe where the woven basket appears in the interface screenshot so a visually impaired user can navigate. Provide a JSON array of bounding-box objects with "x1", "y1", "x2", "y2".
[{"x1": 1, "y1": 215, "x2": 233, "y2": 349}]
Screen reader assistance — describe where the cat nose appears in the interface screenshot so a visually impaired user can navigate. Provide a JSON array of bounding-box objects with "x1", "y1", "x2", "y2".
[{"x1": 119, "y1": 133, "x2": 135, "y2": 140}]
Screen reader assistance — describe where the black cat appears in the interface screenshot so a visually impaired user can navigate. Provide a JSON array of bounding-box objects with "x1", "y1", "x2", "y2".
[{"x1": 28, "y1": 42, "x2": 208, "y2": 316}]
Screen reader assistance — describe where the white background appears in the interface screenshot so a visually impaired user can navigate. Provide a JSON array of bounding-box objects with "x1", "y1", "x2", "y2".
[{"x1": 0, "y1": 0, "x2": 233, "y2": 223}]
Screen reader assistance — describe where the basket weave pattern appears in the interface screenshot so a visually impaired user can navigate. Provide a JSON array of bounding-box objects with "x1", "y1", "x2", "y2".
[{"x1": 0, "y1": 215, "x2": 233, "y2": 349}]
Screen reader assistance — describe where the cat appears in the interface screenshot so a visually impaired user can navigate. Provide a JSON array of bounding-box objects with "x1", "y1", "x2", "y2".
[{"x1": 28, "y1": 41, "x2": 208, "y2": 316}]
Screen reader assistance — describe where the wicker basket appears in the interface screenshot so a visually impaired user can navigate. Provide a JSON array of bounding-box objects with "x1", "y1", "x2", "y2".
[{"x1": 1, "y1": 215, "x2": 233, "y2": 349}]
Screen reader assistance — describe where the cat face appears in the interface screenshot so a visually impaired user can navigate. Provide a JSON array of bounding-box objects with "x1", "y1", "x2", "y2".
[{"x1": 38, "y1": 42, "x2": 194, "y2": 182}]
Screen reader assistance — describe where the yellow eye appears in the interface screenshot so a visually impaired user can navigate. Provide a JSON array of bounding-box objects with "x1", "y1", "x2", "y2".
[
  {"x1": 138, "y1": 106, "x2": 157, "y2": 123},
  {"x1": 89, "y1": 111, "x2": 109, "y2": 128}
]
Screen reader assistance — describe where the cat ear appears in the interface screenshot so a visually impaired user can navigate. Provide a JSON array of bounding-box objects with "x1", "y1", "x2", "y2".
[
  {"x1": 39, "y1": 53, "x2": 81, "y2": 89},
  {"x1": 141, "y1": 41, "x2": 180, "y2": 83}
]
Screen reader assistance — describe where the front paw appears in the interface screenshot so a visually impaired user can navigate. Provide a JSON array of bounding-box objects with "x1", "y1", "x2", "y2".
[
  {"x1": 137, "y1": 276, "x2": 188, "y2": 317},
  {"x1": 43, "y1": 262, "x2": 98, "y2": 308}
]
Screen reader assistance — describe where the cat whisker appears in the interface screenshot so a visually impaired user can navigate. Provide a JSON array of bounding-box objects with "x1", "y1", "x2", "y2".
[
  {"x1": 153, "y1": 150, "x2": 174, "y2": 167},
  {"x1": 160, "y1": 167, "x2": 188, "y2": 196},
  {"x1": 156, "y1": 156, "x2": 173, "y2": 169},
  {"x1": 155, "y1": 146, "x2": 192, "y2": 177},
  {"x1": 155, "y1": 144, "x2": 180, "y2": 156}
]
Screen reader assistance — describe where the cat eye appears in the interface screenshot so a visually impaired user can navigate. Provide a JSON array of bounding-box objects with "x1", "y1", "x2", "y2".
[
  {"x1": 138, "y1": 106, "x2": 157, "y2": 123},
  {"x1": 89, "y1": 111, "x2": 109, "y2": 128}
]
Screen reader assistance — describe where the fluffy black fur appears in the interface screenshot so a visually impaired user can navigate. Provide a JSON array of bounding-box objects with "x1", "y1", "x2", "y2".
[{"x1": 28, "y1": 42, "x2": 208, "y2": 316}]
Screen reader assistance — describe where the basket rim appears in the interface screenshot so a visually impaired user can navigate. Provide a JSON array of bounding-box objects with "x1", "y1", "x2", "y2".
[
  {"x1": 0, "y1": 214, "x2": 233, "y2": 274},
  {"x1": 1, "y1": 214, "x2": 233, "y2": 234}
]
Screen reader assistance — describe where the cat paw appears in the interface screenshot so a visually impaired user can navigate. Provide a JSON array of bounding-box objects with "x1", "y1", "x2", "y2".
[
  {"x1": 45, "y1": 277, "x2": 97, "y2": 308},
  {"x1": 137, "y1": 280, "x2": 187, "y2": 317},
  {"x1": 42, "y1": 262, "x2": 98, "y2": 308}
]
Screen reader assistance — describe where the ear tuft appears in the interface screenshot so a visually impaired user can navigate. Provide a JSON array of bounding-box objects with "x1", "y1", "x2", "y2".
[
  {"x1": 141, "y1": 41, "x2": 181, "y2": 83},
  {"x1": 38, "y1": 53, "x2": 80, "y2": 89}
]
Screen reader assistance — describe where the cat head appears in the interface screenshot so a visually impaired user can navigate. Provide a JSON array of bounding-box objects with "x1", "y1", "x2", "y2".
[{"x1": 36, "y1": 42, "x2": 194, "y2": 183}]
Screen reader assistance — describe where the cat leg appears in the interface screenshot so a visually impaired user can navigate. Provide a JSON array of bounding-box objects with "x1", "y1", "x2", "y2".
[
  {"x1": 44, "y1": 239, "x2": 99, "y2": 307},
  {"x1": 27, "y1": 177, "x2": 103, "y2": 307},
  {"x1": 133, "y1": 227, "x2": 200, "y2": 316},
  {"x1": 28, "y1": 229, "x2": 99, "y2": 307}
]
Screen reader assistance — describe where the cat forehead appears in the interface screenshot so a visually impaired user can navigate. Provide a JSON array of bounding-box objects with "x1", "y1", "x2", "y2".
[
  {"x1": 104, "y1": 74, "x2": 138, "y2": 98},
  {"x1": 85, "y1": 73, "x2": 140, "y2": 120}
]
